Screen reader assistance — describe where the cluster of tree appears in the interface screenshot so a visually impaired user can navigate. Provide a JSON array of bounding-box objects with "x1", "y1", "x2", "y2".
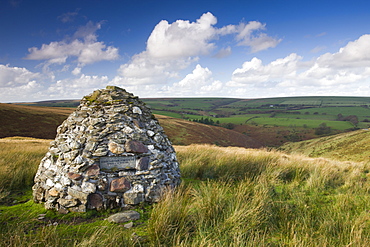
[
  {"x1": 151, "y1": 108, "x2": 202, "y2": 116},
  {"x1": 337, "y1": 114, "x2": 359, "y2": 126},
  {"x1": 191, "y1": 117, "x2": 235, "y2": 130},
  {"x1": 192, "y1": 117, "x2": 219, "y2": 125},
  {"x1": 315, "y1": 123, "x2": 332, "y2": 135}
]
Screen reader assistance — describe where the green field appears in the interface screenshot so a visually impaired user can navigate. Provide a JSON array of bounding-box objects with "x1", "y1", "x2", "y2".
[
  {"x1": 145, "y1": 97, "x2": 370, "y2": 131},
  {"x1": 185, "y1": 114, "x2": 356, "y2": 130},
  {"x1": 151, "y1": 110, "x2": 183, "y2": 118},
  {"x1": 144, "y1": 98, "x2": 239, "y2": 112},
  {"x1": 22, "y1": 96, "x2": 370, "y2": 137}
]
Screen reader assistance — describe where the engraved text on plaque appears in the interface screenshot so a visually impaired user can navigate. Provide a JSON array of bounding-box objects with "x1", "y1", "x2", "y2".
[{"x1": 100, "y1": 156, "x2": 136, "y2": 170}]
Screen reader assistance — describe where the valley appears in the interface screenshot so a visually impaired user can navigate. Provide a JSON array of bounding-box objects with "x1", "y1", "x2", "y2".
[{"x1": 8, "y1": 95, "x2": 370, "y2": 147}]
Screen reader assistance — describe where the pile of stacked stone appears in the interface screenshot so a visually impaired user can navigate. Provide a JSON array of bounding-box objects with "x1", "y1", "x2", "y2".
[{"x1": 32, "y1": 86, "x2": 181, "y2": 213}]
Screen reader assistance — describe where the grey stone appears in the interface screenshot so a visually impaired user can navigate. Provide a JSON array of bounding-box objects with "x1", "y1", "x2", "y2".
[
  {"x1": 81, "y1": 182, "x2": 96, "y2": 193},
  {"x1": 59, "y1": 143, "x2": 71, "y2": 153},
  {"x1": 92, "y1": 147, "x2": 108, "y2": 156},
  {"x1": 68, "y1": 187, "x2": 88, "y2": 201},
  {"x1": 57, "y1": 206, "x2": 69, "y2": 214},
  {"x1": 124, "y1": 221, "x2": 134, "y2": 229},
  {"x1": 69, "y1": 204, "x2": 86, "y2": 213},
  {"x1": 58, "y1": 198, "x2": 78, "y2": 208},
  {"x1": 33, "y1": 185, "x2": 45, "y2": 202},
  {"x1": 107, "y1": 210, "x2": 140, "y2": 223},
  {"x1": 85, "y1": 142, "x2": 96, "y2": 152},
  {"x1": 124, "y1": 192, "x2": 144, "y2": 205}
]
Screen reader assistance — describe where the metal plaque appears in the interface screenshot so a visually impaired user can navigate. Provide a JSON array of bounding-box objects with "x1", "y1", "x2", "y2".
[{"x1": 100, "y1": 156, "x2": 136, "y2": 171}]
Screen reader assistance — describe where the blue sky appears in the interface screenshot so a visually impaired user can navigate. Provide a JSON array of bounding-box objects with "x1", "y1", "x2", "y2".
[{"x1": 1, "y1": 0, "x2": 370, "y2": 102}]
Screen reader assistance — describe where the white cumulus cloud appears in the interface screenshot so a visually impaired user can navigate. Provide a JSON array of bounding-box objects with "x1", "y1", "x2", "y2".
[
  {"x1": 72, "y1": 67, "x2": 82, "y2": 75},
  {"x1": 164, "y1": 64, "x2": 223, "y2": 96},
  {"x1": 147, "y1": 12, "x2": 218, "y2": 59},
  {"x1": 228, "y1": 34, "x2": 370, "y2": 95},
  {"x1": 118, "y1": 12, "x2": 279, "y2": 87},
  {"x1": 25, "y1": 21, "x2": 119, "y2": 67},
  {"x1": 0, "y1": 64, "x2": 45, "y2": 102},
  {"x1": 0, "y1": 64, "x2": 41, "y2": 87},
  {"x1": 114, "y1": 52, "x2": 195, "y2": 85},
  {"x1": 47, "y1": 74, "x2": 109, "y2": 99},
  {"x1": 235, "y1": 21, "x2": 281, "y2": 53},
  {"x1": 229, "y1": 53, "x2": 302, "y2": 86},
  {"x1": 316, "y1": 34, "x2": 370, "y2": 68}
]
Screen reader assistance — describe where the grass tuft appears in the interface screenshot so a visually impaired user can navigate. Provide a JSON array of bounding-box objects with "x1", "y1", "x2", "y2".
[{"x1": 1, "y1": 139, "x2": 370, "y2": 246}]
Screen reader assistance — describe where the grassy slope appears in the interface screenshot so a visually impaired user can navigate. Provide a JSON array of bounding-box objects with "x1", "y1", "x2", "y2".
[
  {"x1": 280, "y1": 129, "x2": 370, "y2": 162},
  {"x1": 0, "y1": 103, "x2": 260, "y2": 148},
  {"x1": 1, "y1": 139, "x2": 370, "y2": 246}
]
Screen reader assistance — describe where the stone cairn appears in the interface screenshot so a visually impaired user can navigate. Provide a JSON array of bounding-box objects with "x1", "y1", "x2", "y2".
[{"x1": 32, "y1": 86, "x2": 181, "y2": 213}]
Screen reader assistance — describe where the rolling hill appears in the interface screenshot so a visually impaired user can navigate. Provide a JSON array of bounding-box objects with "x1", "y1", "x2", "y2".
[
  {"x1": 17, "y1": 96, "x2": 370, "y2": 146},
  {"x1": 0, "y1": 103, "x2": 261, "y2": 148},
  {"x1": 280, "y1": 129, "x2": 370, "y2": 162},
  {"x1": 155, "y1": 115, "x2": 261, "y2": 147},
  {"x1": 0, "y1": 103, "x2": 72, "y2": 139}
]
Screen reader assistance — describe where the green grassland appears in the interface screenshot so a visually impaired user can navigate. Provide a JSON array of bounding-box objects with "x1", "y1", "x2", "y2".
[
  {"x1": 142, "y1": 96, "x2": 370, "y2": 132},
  {"x1": 227, "y1": 96, "x2": 370, "y2": 107},
  {"x1": 1, "y1": 137, "x2": 370, "y2": 246},
  {"x1": 183, "y1": 112, "x2": 359, "y2": 130},
  {"x1": 17, "y1": 96, "x2": 370, "y2": 147},
  {"x1": 151, "y1": 110, "x2": 183, "y2": 118}
]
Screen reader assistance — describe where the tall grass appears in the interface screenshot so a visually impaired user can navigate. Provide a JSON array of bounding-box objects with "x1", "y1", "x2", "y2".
[
  {"x1": 0, "y1": 137, "x2": 49, "y2": 193},
  {"x1": 176, "y1": 145, "x2": 280, "y2": 181},
  {"x1": 148, "y1": 145, "x2": 370, "y2": 246},
  {"x1": 1, "y1": 139, "x2": 370, "y2": 246}
]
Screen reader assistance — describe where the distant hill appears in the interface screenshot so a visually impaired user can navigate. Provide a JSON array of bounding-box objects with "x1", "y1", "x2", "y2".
[
  {"x1": 0, "y1": 103, "x2": 261, "y2": 148},
  {"x1": 280, "y1": 129, "x2": 370, "y2": 162},
  {"x1": 12, "y1": 95, "x2": 370, "y2": 147},
  {"x1": 155, "y1": 115, "x2": 261, "y2": 148},
  {"x1": 0, "y1": 103, "x2": 72, "y2": 139}
]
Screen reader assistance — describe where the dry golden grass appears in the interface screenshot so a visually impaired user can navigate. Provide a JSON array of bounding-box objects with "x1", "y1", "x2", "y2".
[
  {"x1": 149, "y1": 144, "x2": 370, "y2": 246},
  {"x1": 0, "y1": 137, "x2": 50, "y2": 192},
  {"x1": 1, "y1": 139, "x2": 370, "y2": 246},
  {"x1": 281, "y1": 129, "x2": 370, "y2": 162}
]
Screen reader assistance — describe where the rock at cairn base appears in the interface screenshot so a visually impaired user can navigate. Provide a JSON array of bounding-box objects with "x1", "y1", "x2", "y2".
[{"x1": 32, "y1": 86, "x2": 181, "y2": 212}]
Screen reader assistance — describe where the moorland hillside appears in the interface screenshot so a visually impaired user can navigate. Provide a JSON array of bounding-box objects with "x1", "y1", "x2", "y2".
[
  {"x1": 0, "y1": 103, "x2": 260, "y2": 148},
  {"x1": 19, "y1": 96, "x2": 370, "y2": 147},
  {"x1": 280, "y1": 129, "x2": 370, "y2": 162},
  {"x1": 0, "y1": 103, "x2": 71, "y2": 139}
]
